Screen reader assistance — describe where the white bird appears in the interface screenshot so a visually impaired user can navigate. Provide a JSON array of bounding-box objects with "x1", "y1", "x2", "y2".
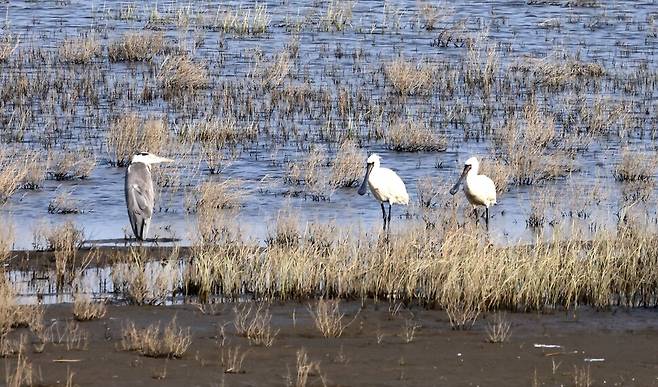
[
  {"x1": 449, "y1": 156, "x2": 497, "y2": 227},
  {"x1": 125, "y1": 152, "x2": 174, "y2": 241},
  {"x1": 358, "y1": 154, "x2": 409, "y2": 231}
]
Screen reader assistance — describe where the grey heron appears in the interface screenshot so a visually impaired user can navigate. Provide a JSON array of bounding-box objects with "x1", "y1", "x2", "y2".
[
  {"x1": 357, "y1": 154, "x2": 409, "y2": 231},
  {"x1": 449, "y1": 156, "x2": 497, "y2": 228},
  {"x1": 125, "y1": 152, "x2": 173, "y2": 240}
]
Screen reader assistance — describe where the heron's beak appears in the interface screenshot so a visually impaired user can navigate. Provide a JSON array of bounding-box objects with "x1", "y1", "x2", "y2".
[
  {"x1": 357, "y1": 163, "x2": 373, "y2": 196},
  {"x1": 449, "y1": 165, "x2": 470, "y2": 195}
]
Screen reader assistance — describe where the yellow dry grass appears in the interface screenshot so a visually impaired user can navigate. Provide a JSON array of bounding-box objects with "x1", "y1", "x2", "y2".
[
  {"x1": 107, "y1": 113, "x2": 170, "y2": 167},
  {"x1": 384, "y1": 58, "x2": 436, "y2": 96},
  {"x1": 108, "y1": 32, "x2": 166, "y2": 62}
]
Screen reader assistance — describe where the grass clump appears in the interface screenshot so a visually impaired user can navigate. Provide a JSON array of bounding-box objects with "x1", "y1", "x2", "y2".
[
  {"x1": 386, "y1": 119, "x2": 447, "y2": 152},
  {"x1": 233, "y1": 304, "x2": 279, "y2": 347},
  {"x1": 493, "y1": 100, "x2": 569, "y2": 185},
  {"x1": 159, "y1": 56, "x2": 209, "y2": 96},
  {"x1": 34, "y1": 221, "x2": 84, "y2": 289},
  {"x1": 384, "y1": 58, "x2": 436, "y2": 96},
  {"x1": 614, "y1": 150, "x2": 654, "y2": 182},
  {"x1": 48, "y1": 191, "x2": 81, "y2": 215},
  {"x1": 121, "y1": 317, "x2": 191, "y2": 358},
  {"x1": 108, "y1": 32, "x2": 166, "y2": 62},
  {"x1": 0, "y1": 149, "x2": 41, "y2": 203},
  {"x1": 329, "y1": 140, "x2": 364, "y2": 188},
  {"x1": 107, "y1": 113, "x2": 170, "y2": 167},
  {"x1": 512, "y1": 53, "x2": 604, "y2": 88},
  {"x1": 0, "y1": 34, "x2": 19, "y2": 62},
  {"x1": 58, "y1": 34, "x2": 101, "y2": 64},
  {"x1": 285, "y1": 147, "x2": 333, "y2": 201},
  {"x1": 73, "y1": 294, "x2": 107, "y2": 321},
  {"x1": 48, "y1": 151, "x2": 95, "y2": 180},
  {"x1": 209, "y1": 4, "x2": 270, "y2": 35},
  {"x1": 308, "y1": 300, "x2": 347, "y2": 338},
  {"x1": 0, "y1": 223, "x2": 14, "y2": 264}
]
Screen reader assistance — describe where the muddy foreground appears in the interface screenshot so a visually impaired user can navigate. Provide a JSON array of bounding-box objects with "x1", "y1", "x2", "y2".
[{"x1": 1, "y1": 301, "x2": 656, "y2": 386}]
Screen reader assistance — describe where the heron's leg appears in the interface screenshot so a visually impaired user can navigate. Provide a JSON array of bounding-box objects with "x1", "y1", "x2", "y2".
[
  {"x1": 473, "y1": 207, "x2": 479, "y2": 224},
  {"x1": 485, "y1": 206, "x2": 490, "y2": 229},
  {"x1": 381, "y1": 202, "x2": 387, "y2": 231}
]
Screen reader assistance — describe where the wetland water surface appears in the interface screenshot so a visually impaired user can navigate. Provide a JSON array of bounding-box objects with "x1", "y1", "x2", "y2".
[{"x1": 0, "y1": 0, "x2": 656, "y2": 249}]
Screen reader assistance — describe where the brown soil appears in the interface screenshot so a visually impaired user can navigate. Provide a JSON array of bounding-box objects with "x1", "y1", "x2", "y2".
[{"x1": 2, "y1": 302, "x2": 656, "y2": 386}]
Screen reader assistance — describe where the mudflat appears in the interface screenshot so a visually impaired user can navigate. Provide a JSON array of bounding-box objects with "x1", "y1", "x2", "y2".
[{"x1": 3, "y1": 302, "x2": 656, "y2": 386}]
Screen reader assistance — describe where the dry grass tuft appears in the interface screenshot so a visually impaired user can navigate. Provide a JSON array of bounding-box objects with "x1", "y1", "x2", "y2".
[
  {"x1": 209, "y1": 4, "x2": 270, "y2": 35},
  {"x1": 0, "y1": 222, "x2": 14, "y2": 264},
  {"x1": 386, "y1": 119, "x2": 447, "y2": 152},
  {"x1": 493, "y1": 101, "x2": 570, "y2": 185},
  {"x1": 112, "y1": 248, "x2": 179, "y2": 305},
  {"x1": 107, "y1": 113, "x2": 170, "y2": 167},
  {"x1": 486, "y1": 313, "x2": 512, "y2": 343},
  {"x1": 58, "y1": 34, "x2": 101, "y2": 64},
  {"x1": 108, "y1": 32, "x2": 166, "y2": 62},
  {"x1": 48, "y1": 191, "x2": 81, "y2": 215},
  {"x1": 614, "y1": 150, "x2": 654, "y2": 182},
  {"x1": 73, "y1": 294, "x2": 107, "y2": 321},
  {"x1": 4, "y1": 348, "x2": 33, "y2": 387},
  {"x1": 159, "y1": 56, "x2": 209, "y2": 95},
  {"x1": 233, "y1": 304, "x2": 279, "y2": 347},
  {"x1": 384, "y1": 58, "x2": 436, "y2": 96},
  {"x1": 121, "y1": 317, "x2": 191, "y2": 358},
  {"x1": 0, "y1": 34, "x2": 19, "y2": 62},
  {"x1": 285, "y1": 147, "x2": 333, "y2": 201},
  {"x1": 188, "y1": 180, "x2": 245, "y2": 213},
  {"x1": 34, "y1": 221, "x2": 84, "y2": 289},
  {"x1": 322, "y1": 0, "x2": 354, "y2": 31},
  {"x1": 48, "y1": 151, "x2": 95, "y2": 180},
  {"x1": 289, "y1": 348, "x2": 323, "y2": 387},
  {"x1": 329, "y1": 141, "x2": 364, "y2": 188},
  {"x1": 262, "y1": 50, "x2": 292, "y2": 89},
  {"x1": 308, "y1": 300, "x2": 348, "y2": 338},
  {"x1": 220, "y1": 346, "x2": 248, "y2": 374},
  {"x1": 0, "y1": 149, "x2": 43, "y2": 203},
  {"x1": 512, "y1": 54, "x2": 604, "y2": 88}
]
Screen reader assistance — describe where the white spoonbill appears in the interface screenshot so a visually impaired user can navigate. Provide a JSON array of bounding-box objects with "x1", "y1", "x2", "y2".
[
  {"x1": 357, "y1": 154, "x2": 409, "y2": 231},
  {"x1": 125, "y1": 151, "x2": 174, "y2": 240},
  {"x1": 449, "y1": 156, "x2": 497, "y2": 227}
]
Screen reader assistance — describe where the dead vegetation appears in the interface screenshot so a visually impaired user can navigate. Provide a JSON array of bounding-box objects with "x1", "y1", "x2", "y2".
[
  {"x1": 107, "y1": 113, "x2": 170, "y2": 167},
  {"x1": 329, "y1": 141, "x2": 364, "y2": 188},
  {"x1": 59, "y1": 34, "x2": 101, "y2": 64},
  {"x1": 158, "y1": 56, "x2": 209, "y2": 95},
  {"x1": 121, "y1": 317, "x2": 191, "y2": 358},
  {"x1": 614, "y1": 150, "x2": 654, "y2": 182},
  {"x1": 386, "y1": 119, "x2": 447, "y2": 152},
  {"x1": 108, "y1": 32, "x2": 166, "y2": 62},
  {"x1": 233, "y1": 304, "x2": 279, "y2": 347},
  {"x1": 384, "y1": 58, "x2": 436, "y2": 95},
  {"x1": 48, "y1": 151, "x2": 95, "y2": 180},
  {"x1": 73, "y1": 295, "x2": 107, "y2": 321}
]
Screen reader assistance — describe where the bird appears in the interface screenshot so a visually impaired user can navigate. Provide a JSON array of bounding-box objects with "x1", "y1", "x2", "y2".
[
  {"x1": 449, "y1": 156, "x2": 497, "y2": 228},
  {"x1": 125, "y1": 151, "x2": 173, "y2": 241},
  {"x1": 357, "y1": 153, "x2": 409, "y2": 231}
]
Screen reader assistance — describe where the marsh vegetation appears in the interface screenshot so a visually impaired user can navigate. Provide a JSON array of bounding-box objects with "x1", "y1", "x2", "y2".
[{"x1": 0, "y1": 1, "x2": 657, "y2": 384}]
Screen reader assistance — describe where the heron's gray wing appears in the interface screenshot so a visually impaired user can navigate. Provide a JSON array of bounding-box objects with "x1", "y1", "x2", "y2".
[{"x1": 125, "y1": 162, "x2": 154, "y2": 240}]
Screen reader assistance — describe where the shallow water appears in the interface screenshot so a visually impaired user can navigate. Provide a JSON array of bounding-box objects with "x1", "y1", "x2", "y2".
[{"x1": 1, "y1": 0, "x2": 657, "y2": 249}]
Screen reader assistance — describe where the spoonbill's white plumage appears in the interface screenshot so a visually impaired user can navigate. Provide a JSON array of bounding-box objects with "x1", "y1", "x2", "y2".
[
  {"x1": 125, "y1": 152, "x2": 174, "y2": 240},
  {"x1": 358, "y1": 154, "x2": 409, "y2": 231},
  {"x1": 449, "y1": 156, "x2": 497, "y2": 227}
]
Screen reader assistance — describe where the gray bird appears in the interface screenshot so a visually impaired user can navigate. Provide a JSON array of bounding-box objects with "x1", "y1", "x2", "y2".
[{"x1": 125, "y1": 152, "x2": 173, "y2": 240}]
